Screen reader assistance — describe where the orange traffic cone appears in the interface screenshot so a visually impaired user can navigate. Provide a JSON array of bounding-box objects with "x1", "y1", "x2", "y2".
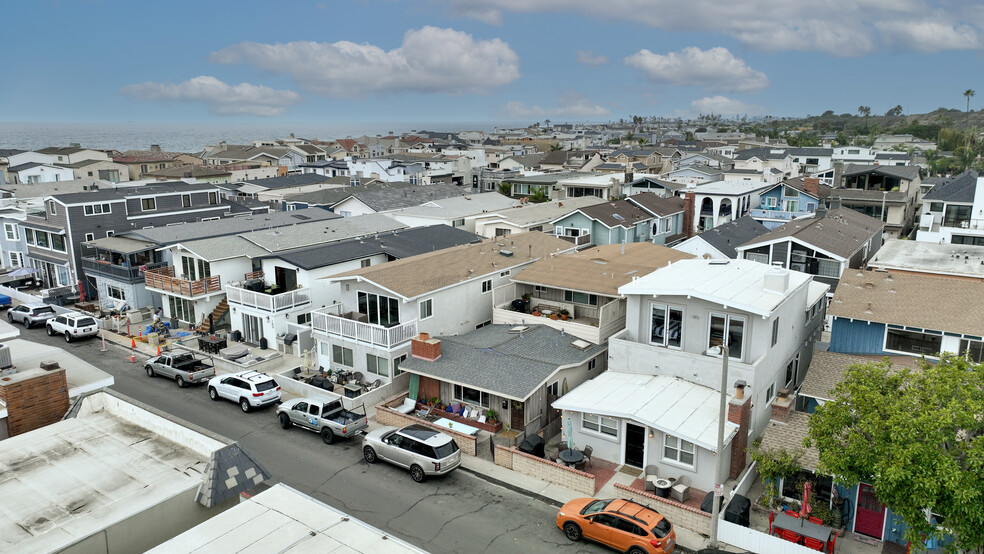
[
  {"x1": 131, "y1": 338, "x2": 136, "y2": 348},
  {"x1": 156, "y1": 346, "x2": 161, "y2": 356}
]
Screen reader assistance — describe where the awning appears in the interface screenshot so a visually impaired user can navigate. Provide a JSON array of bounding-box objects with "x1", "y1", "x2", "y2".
[{"x1": 553, "y1": 371, "x2": 739, "y2": 452}]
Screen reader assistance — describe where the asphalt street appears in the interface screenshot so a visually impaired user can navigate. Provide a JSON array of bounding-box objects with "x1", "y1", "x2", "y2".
[{"x1": 22, "y1": 328, "x2": 611, "y2": 554}]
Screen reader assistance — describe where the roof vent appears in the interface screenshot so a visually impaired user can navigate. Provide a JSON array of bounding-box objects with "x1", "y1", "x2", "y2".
[
  {"x1": 571, "y1": 339, "x2": 591, "y2": 350},
  {"x1": 499, "y1": 249, "x2": 514, "y2": 257},
  {"x1": 509, "y1": 325, "x2": 530, "y2": 334},
  {"x1": 708, "y1": 259, "x2": 730, "y2": 265}
]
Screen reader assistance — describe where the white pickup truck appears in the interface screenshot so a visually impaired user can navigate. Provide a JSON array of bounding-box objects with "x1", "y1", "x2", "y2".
[
  {"x1": 277, "y1": 397, "x2": 369, "y2": 444},
  {"x1": 144, "y1": 352, "x2": 216, "y2": 388}
]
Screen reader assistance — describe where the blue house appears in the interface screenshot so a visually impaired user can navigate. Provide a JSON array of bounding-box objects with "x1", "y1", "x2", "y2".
[
  {"x1": 828, "y1": 270, "x2": 984, "y2": 360},
  {"x1": 751, "y1": 177, "x2": 828, "y2": 229},
  {"x1": 550, "y1": 198, "x2": 653, "y2": 247},
  {"x1": 626, "y1": 192, "x2": 686, "y2": 246}
]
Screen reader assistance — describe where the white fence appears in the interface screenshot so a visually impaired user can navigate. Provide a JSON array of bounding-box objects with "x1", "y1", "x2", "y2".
[
  {"x1": 226, "y1": 286, "x2": 311, "y2": 313},
  {"x1": 312, "y1": 309, "x2": 418, "y2": 349},
  {"x1": 719, "y1": 519, "x2": 818, "y2": 554}
]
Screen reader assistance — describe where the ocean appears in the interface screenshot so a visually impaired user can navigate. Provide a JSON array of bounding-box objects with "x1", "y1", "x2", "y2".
[{"x1": 0, "y1": 121, "x2": 526, "y2": 153}]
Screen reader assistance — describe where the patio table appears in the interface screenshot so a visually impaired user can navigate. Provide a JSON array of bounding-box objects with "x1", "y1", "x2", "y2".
[
  {"x1": 558, "y1": 448, "x2": 584, "y2": 466},
  {"x1": 197, "y1": 335, "x2": 227, "y2": 355},
  {"x1": 773, "y1": 512, "x2": 832, "y2": 544},
  {"x1": 433, "y1": 417, "x2": 480, "y2": 436}
]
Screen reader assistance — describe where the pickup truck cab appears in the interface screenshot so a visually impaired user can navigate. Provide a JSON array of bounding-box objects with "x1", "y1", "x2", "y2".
[
  {"x1": 277, "y1": 397, "x2": 369, "y2": 444},
  {"x1": 46, "y1": 313, "x2": 99, "y2": 342},
  {"x1": 145, "y1": 352, "x2": 216, "y2": 388}
]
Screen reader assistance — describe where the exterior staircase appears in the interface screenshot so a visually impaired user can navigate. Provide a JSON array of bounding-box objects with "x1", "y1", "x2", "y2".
[{"x1": 197, "y1": 298, "x2": 229, "y2": 334}]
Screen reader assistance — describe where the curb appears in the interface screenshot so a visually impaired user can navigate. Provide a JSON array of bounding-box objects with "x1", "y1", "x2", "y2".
[{"x1": 457, "y1": 464, "x2": 563, "y2": 508}]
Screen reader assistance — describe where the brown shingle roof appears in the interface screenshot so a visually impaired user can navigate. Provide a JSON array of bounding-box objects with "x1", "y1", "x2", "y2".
[
  {"x1": 578, "y1": 199, "x2": 653, "y2": 228},
  {"x1": 511, "y1": 243, "x2": 694, "y2": 296},
  {"x1": 801, "y1": 351, "x2": 919, "y2": 401},
  {"x1": 739, "y1": 208, "x2": 883, "y2": 259},
  {"x1": 626, "y1": 192, "x2": 685, "y2": 217},
  {"x1": 758, "y1": 411, "x2": 820, "y2": 472},
  {"x1": 325, "y1": 233, "x2": 575, "y2": 299},
  {"x1": 828, "y1": 269, "x2": 984, "y2": 336}
]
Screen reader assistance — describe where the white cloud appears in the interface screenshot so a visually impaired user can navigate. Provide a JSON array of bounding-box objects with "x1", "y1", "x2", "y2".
[
  {"x1": 501, "y1": 92, "x2": 610, "y2": 118},
  {"x1": 210, "y1": 26, "x2": 520, "y2": 98},
  {"x1": 445, "y1": 0, "x2": 984, "y2": 55},
  {"x1": 575, "y1": 50, "x2": 609, "y2": 66},
  {"x1": 689, "y1": 96, "x2": 768, "y2": 117},
  {"x1": 624, "y1": 47, "x2": 769, "y2": 93},
  {"x1": 119, "y1": 76, "x2": 301, "y2": 116}
]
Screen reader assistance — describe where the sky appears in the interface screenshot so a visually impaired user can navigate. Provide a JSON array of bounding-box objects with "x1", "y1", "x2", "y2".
[{"x1": 2, "y1": 0, "x2": 983, "y2": 125}]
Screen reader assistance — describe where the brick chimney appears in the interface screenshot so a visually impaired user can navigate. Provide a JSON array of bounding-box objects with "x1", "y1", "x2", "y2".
[
  {"x1": 770, "y1": 389, "x2": 794, "y2": 422},
  {"x1": 624, "y1": 160, "x2": 634, "y2": 185},
  {"x1": 682, "y1": 189, "x2": 696, "y2": 238},
  {"x1": 802, "y1": 177, "x2": 820, "y2": 198},
  {"x1": 0, "y1": 365, "x2": 70, "y2": 437},
  {"x1": 727, "y1": 380, "x2": 751, "y2": 479},
  {"x1": 411, "y1": 332, "x2": 442, "y2": 361}
]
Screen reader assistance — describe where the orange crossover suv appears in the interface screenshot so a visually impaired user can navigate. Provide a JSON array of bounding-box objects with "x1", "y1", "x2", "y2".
[{"x1": 556, "y1": 497, "x2": 676, "y2": 554}]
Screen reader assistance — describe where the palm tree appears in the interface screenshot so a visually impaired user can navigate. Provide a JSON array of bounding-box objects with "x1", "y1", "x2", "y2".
[
  {"x1": 497, "y1": 182, "x2": 512, "y2": 197},
  {"x1": 964, "y1": 89, "x2": 976, "y2": 113}
]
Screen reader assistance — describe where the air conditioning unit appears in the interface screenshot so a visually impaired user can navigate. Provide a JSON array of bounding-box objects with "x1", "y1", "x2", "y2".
[
  {"x1": 791, "y1": 263, "x2": 807, "y2": 272},
  {"x1": 791, "y1": 251, "x2": 807, "y2": 262},
  {"x1": 0, "y1": 343, "x2": 11, "y2": 369}
]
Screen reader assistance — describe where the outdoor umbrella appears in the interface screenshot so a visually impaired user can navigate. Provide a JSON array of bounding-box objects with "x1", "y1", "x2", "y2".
[
  {"x1": 6, "y1": 268, "x2": 38, "y2": 278},
  {"x1": 566, "y1": 417, "x2": 574, "y2": 450},
  {"x1": 800, "y1": 481, "x2": 812, "y2": 525}
]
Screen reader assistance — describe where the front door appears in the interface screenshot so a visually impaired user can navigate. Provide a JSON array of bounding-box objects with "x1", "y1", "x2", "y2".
[
  {"x1": 624, "y1": 423, "x2": 645, "y2": 468},
  {"x1": 511, "y1": 400, "x2": 525, "y2": 431},
  {"x1": 242, "y1": 313, "x2": 262, "y2": 345},
  {"x1": 855, "y1": 483, "x2": 886, "y2": 539}
]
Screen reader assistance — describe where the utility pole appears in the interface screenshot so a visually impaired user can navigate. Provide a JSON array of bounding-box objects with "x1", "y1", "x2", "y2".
[{"x1": 709, "y1": 344, "x2": 729, "y2": 547}]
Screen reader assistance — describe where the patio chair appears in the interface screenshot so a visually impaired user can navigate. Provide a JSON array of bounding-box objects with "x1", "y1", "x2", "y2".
[
  {"x1": 803, "y1": 537, "x2": 826, "y2": 551},
  {"x1": 581, "y1": 445, "x2": 593, "y2": 468},
  {"x1": 768, "y1": 512, "x2": 775, "y2": 535},
  {"x1": 670, "y1": 475, "x2": 691, "y2": 503},
  {"x1": 808, "y1": 516, "x2": 822, "y2": 525},
  {"x1": 644, "y1": 465, "x2": 659, "y2": 492},
  {"x1": 778, "y1": 529, "x2": 802, "y2": 544},
  {"x1": 826, "y1": 533, "x2": 837, "y2": 553},
  {"x1": 415, "y1": 405, "x2": 433, "y2": 418},
  {"x1": 785, "y1": 509, "x2": 800, "y2": 518},
  {"x1": 351, "y1": 371, "x2": 364, "y2": 386},
  {"x1": 396, "y1": 397, "x2": 416, "y2": 414},
  {"x1": 366, "y1": 378, "x2": 382, "y2": 391}
]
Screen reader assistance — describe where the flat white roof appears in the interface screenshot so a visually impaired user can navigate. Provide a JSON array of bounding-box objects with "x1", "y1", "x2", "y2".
[
  {"x1": 150, "y1": 483, "x2": 428, "y2": 553},
  {"x1": 559, "y1": 174, "x2": 623, "y2": 186},
  {"x1": 553, "y1": 372, "x2": 738, "y2": 452},
  {"x1": 695, "y1": 179, "x2": 772, "y2": 195},
  {"x1": 808, "y1": 281, "x2": 830, "y2": 304},
  {"x1": 619, "y1": 259, "x2": 811, "y2": 317},
  {"x1": 868, "y1": 239, "x2": 984, "y2": 279},
  {"x1": 0, "y1": 405, "x2": 212, "y2": 553}
]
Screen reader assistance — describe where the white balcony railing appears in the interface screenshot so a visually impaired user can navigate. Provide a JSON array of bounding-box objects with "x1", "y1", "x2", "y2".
[
  {"x1": 312, "y1": 306, "x2": 417, "y2": 349},
  {"x1": 226, "y1": 285, "x2": 311, "y2": 313}
]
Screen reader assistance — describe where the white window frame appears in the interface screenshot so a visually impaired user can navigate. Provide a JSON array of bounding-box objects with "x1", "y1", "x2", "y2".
[
  {"x1": 662, "y1": 434, "x2": 696, "y2": 469},
  {"x1": 650, "y1": 303, "x2": 684, "y2": 349},
  {"x1": 141, "y1": 198, "x2": 156, "y2": 211},
  {"x1": 208, "y1": 191, "x2": 219, "y2": 205},
  {"x1": 708, "y1": 312, "x2": 745, "y2": 361},
  {"x1": 331, "y1": 344, "x2": 353, "y2": 367},
  {"x1": 453, "y1": 384, "x2": 490, "y2": 408},
  {"x1": 746, "y1": 252, "x2": 769, "y2": 264},
  {"x1": 84, "y1": 232, "x2": 95, "y2": 241},
  {"x1": 8, "y1": 252, "x2": 23, "y2": 267},
  {"x1": 481, "y1": 279, "x2": 492, "y2": 293},
  {"x1": 181, "y1": 194, "x2": 192, "y2": 208},
  {"x1": 83, "y1": 203, "x2": 112, "y2": 216},
  {"x1": 4, "y1": 223, "x2": 19, "y2": 241},
  {"x1": 366, "y1": 354, "x2": 389, "y2": 377},
  {"x1": 581, "y1": 413, "x2": 618, "y2": 438},
  {"x1": 48, "y1": 200, "x2": 57, "y2": 215},
  {"x1": 419, "y1": 298, "x2": 433, "y2": 320},
  {"x1": 106, "y1": 285, "x2": 125, "y2": 300},
  {"x1": 817, "y1": 259, "x2": 840, "y2": 278},
  {"x1": 772, "y1": 318, "x2": 780, "y2": 347},
  {"x1": 452, "y1": 218, "x2": 465, "y2": 228}
]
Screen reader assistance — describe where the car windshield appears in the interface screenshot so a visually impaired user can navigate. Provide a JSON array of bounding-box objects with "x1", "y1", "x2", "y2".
[
  {"x1": 255, "y1": 380, "x2": 278, "y2": 391},
  {"x1": 432, "y1": 440, "x2": 459, "y2": 459},
  {"x1": 34, "y1": 307, "x2": 55, "y2": 314},
  {"x1": 77, "y1": 317, "x2": 96, "y2": 326},
  {"x1": 581, "y1": 499, "x2": 613, "y2": 515},
  {"x1": 652, "y1": 518, "x2": 672, "y2": 538}
]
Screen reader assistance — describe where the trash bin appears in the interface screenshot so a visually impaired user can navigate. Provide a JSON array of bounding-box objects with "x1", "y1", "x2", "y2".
[
  {"x1": 259, "y1": 337, "x2": 268, "y2": 350},
  {"x1": 229, "y1": 330, "x2": 242, "y2": 342},
  {"x1": 724, "y1": 494, "x2": 751, "y2": 527},
  {"x1": 700, "y1": 491, "x2": 723, "y2": 514},
  {"x1": 518, "y1": 435, "x2": 545, "y2": 458}
]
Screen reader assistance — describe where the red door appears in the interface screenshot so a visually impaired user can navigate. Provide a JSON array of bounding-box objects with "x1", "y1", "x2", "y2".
[{"x1": 855, "y1": 483, "x2": 886, "y2": 539}]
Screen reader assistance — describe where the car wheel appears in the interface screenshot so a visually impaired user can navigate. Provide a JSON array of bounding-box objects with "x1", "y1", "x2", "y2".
[
  {"x1": 410, "y1": 464, "x2": 425, "y2": 483},
  {"x1": 239, "y1": 398, "x2": 250, "y2": 413},
  {"x1": 46, "y1": 325, "x2": 54, "y2": 336},
  {"x1": 363, "y1": 446, "x2": 377, "y2": 463},
  {"x1": 64, "y1": 333, "x2": 72, "y2": 343},
  {"x1": 321, "y1": 427, "x2": 335, "y2": 445},
  {"x1": 208, "y1": 387, "x2": 219, "y2": 401},
  {"x1": 278, "y1": 413, "x2": 291, "y2": 429},
  {"x1": 145, "y1": 365, "x2": 155, "y2": 377},
  {"x1": 627, "y1": 548, "x2": 646, "y2": 554},
  {"x1": 563, "y1": 522, "x2": 582, "y2": 542},
  {"x1": 176, "y1": 376, "x2": 186, "y2": 388},
  {"x1": 6, "y1": 313, "x2": 11, "y2": 323},
  {"x1": 25, "y1": 320, "x2": 32, "y2": 329}
]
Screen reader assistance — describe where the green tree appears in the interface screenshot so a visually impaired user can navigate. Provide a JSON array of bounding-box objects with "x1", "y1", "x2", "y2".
[
  {"x1": 954, "y1": 146, "x2": 978, "y2": 171},
  {"x1": 528, "y1": 187, "x2": 549, "y2": 203},
  {"x1": 964, "y1": 89, "x2": 976, "y2": 114},
  {"x1": 750, "y1": 446, "x2": 802, "y2": 509},
  {"x1": 939, "y1": 128, "x2": 967, "y2": 151},
  {"x1": 806, "y1": 356, "x2": 984, "y2": 551},
  {"x1": 885, "y1": 105, "x2": 903, "y2": 117},
  {"x1": 497, "y1": 182, "x2": 512, "y2": 196}
]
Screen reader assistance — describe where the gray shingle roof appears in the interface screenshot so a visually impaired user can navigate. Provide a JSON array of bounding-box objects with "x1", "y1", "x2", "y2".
[
  {"x1": 733, "y1": 147, "x2": 791, "y2": 161},
  {"x1": 335, "y1": 183, "x2": 469, "y2": 212},
  {"x1": 53, "y1": 182, "x2": 213, "y2": 204},
  {"x1": 0, "y1": 148, "x2": 26, "y2": 157},
  {"x1": 922, "y1": 170, "x2": 978, "y2": 203},
  {"x1": 123, "y1": 208, "x2": 339, "y2": 244},
  {"x1": 270, "y1": 225, "x2": 483, "y2": 270},
  {"x1": 740, "y1": 208, "x2": 883, "y2": 259},
  {"x1": 626, "y1": 192, "x2": 685, "y2": 217},
  {"x1": 697, "y1": 215, "x2": 769, "y2": 258},
  {"x1": 239, "y1": 212, "x2": 405, "y2": 253},
  {"x1": 577, "y1": 199, "x2": 654, "y2": 228},
  {"x1": 841, "y1": 164, "x2": 920, "y2": 181},
  {"x1": 400, "y1": 325, "x2": 607, "y2": 400},
  {"x1": 240, "y1": 173, "x2": 338, "y2": 189}
]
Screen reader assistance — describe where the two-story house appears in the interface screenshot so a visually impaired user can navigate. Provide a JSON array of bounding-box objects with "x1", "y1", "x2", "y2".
[
  {"x1": 736, "y1": 206, "x2": 884, "y2": 295},
  {"x1": 836, "y1": 164, "x2": 921, "y2": 237},
  {"x1": 329, "y1": 182, "x2": 468, "y2": 218},
  {"x1": 491, "y1": 243, "x2": 693, "y2": 344},
  {"x1": 556, "y1": 259, "x2": 827, "y2": 485},
  {"x1": 749, "y1": 177, "x2": 830, "y2": 229},
  {"x1": 472, "y1": 196, "x2": 605, "y2": 239},
  {"x1": 684, "y1": 180, "x2": 772, "y2": 233},
  {"x1": 387, "y1": 192, "x2": 520, "y2": 234},
  {"x1": 674, "y1": 216, "x2": 769, "y2": 260},
  {"x1": 550, "y1": 198, "x2": 654, "y2": 248},
  {"x1": 312, "y1": 233, "x2": 575, "y2": 386},
  {"x1": 914, "y1": 170, "x2": 984, "y2": 245},
  {"x1": 114, "y1": 146, "x2": 202, "y2": 180},
  {"x1": 732, "y1": 147, "x2": 801, "y2": 178}
]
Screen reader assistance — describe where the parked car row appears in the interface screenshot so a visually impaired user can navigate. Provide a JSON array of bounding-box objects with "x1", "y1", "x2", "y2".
[{"x1": 6, "y1": 303, "x2": 100, "y2": 343}]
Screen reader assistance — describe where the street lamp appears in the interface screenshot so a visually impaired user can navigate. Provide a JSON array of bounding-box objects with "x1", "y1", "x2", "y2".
[{"x1": 709, "y1": 344, "x2": 729, "y2": 547}]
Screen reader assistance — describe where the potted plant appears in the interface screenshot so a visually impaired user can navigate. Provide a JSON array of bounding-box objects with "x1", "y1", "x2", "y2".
[
  {"x1": 559, "y1": 309, "x2": 570, "y2": 321},
  {"x1": 429, "y1": 396, "x2": 439, "y2": 407},
  {"x1": 550, "y1": 313, "x2": 559, "y2": 320},
  {"x1": 521, "y1": 293, "x2": 531, "y2": 313},
  {"x1": 531, "y1": 310, "x2": 541, "y2": 317},
  {"x1": 484, "y1": 409, "x2": 498, "y2": 424}
]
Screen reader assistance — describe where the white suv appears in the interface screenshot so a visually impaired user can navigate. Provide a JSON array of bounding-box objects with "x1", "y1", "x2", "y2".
[
  {"x1": 207, "y1": 370, "x2": 281, "y2": 412},
  {"x1": 46, "y1": 313, "x2": 99, "y2": 342}
]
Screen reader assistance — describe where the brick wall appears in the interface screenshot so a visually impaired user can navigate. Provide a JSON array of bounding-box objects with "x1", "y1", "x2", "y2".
[
  {"x1": 727, "y1": 396, "x2": 751, "y2": 479},
  {"x1": 494, "y1": 445, "x2": 514, "y2": 469},
  {"x1": 0, "y1": 367, "x2": 70, "y2": 437},
  {"x1": 503, "y1": 447, "x2": 595, "y2": 496},
  {"x1": 614, "y1": 482, "x2": 711, "y2": 536},
  {"x1": 375, "y1": 403, "x2": 477, "y2": 456},
  {"x1": 770, "y1": 395, "x2": 794, "y2": 422},
  {"x1": 417, "y1": 376, "x2": 441, "y2": 404},
  {"x1": 411, "y1": 334, "x2": 442, "y2": 361}
]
